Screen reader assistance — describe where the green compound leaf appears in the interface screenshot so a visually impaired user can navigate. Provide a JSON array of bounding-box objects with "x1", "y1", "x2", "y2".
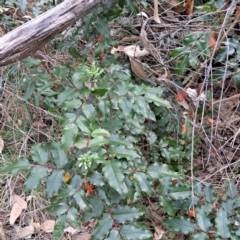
[
  {"x1": 73, "y1": 189, "x2": 90, "y2": 210},
  {"x1": 204, "y1": 185, "x2": 215, "y2": 203},
  {"x1": 51, "y1": 142, "x2": 68, "y2": 167},
  {"x1": 134, "y1": 172, "x2": 154, "y2": 196},
  {"x1": 47, "y1": 203, "x2": 68, "y2": 216},
  {"x1": 148, "y1": 163, "x2": 179, "y2": 180},
  {"x1": 89, "y1": 136, "x2": 109, "y2": 148},
  {"x1": 92, "y1": 196, "x2": 105, "y2": 217},
  {"x1": 102, "y1": 160, "x2": 128, "y2": 194},
  {"x1": 91, "y1": 213, "x2": 113, "y2": 240},
  {"x1": 31, "y1": 143, "x2": 49, "y2": 164},
  {"x1": 108, "y1": 146, "x2": 139, "y2": 160},
  {"x1": 46, "y1": 170, "x2": 65, "y2": 197},
  {"x1": 53, "y1": 215, "x2": 67, "y2": 240},
  {"x1": 67, "y1": 207, "x2": 81, "y2": 228},
  {"x1": 24, "y1": 166, "x2": 48, "y2": 192},
  {"x1": 62, "y1": 123, "x2": 78, "y2": 151},
  {"x1": 169, "y1": 185, "x2": 191, "y2": 200},
  {"x1": 164, "y1": 217, "x2": 194, "y2": 234},
  {"x1": 108, "y1": 135, "x2": 133, "y2": 148},
  {"x1": 227, "y1": 181, "x2": 237, "y2": 199},
  {"x1": 0, "y1": 157, "x2": 31, "y2": 174},
  {"x1": 56, "y1": 86, "x2": 78, "y2": 106},
  {"x1": 105, "y1": 230, "x2": 121, "y2": 240},
  {"x1": 159, "y1": 196, "x2": 176, "y2": 216},
  {"x1": 91, "y1": 128, "x2": 110, "y2": 137},
  {"x1": 215, "y1": 208, "x2": 230, "y2": 238},
  {"x1": 190, "y1": 232, "x2": 209, "y2": 240},
  {"x1": 120, "y1": 225, "x2": 152, "y2": 240},
  {"x1": 145, "y1": 93, "x2": 171, "y2": 108},
  {"x1": 87, "y1": 171, "x2": 105, "y2": 186},
  {"x1": 112, "y1": 205, "x2": 144, "y2": 223},
  {"x1": 196, "y1": 207, "x2": 212, "y2": 232}
]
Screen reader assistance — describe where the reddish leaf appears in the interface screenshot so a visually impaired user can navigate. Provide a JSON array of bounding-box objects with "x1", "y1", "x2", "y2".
[
  {"x1": 188, "y1": 209, "x2": 196, "y2": 217},
  {"x1": 182, "y1": 124, "x2": 187, "y2": 134},
  {"x1": 64, "y1": 173, "x2": 71, "y2": 183},
  {"x1": 84, "y1": 182, "x2": 94, "y2": 193},
  {"x1": 175, "y1": 91, "x2": 187, "y2": 102},
  {"x1": 172, "y1": 179, "x2": 178, "y2": 185},
  {"x1": 185, "y1": 0, "x2": 193, "y2": 15}
]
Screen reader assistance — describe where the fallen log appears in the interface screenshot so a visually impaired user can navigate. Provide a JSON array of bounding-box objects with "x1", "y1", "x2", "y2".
[{"x1": 0, "y1": 0, "x2": 101, "y2": 67}]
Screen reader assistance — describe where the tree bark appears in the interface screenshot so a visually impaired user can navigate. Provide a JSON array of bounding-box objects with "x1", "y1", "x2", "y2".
[{"x1": 0, "y1": 0, "x2": 101, "y2": 67}]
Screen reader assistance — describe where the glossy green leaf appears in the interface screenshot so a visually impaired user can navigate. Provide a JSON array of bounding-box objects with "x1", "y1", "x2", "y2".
[
  {"x1": 91, "y1": 213, "x2": 113, "y2": 240},
  {"x1": 82, "y1": 103, "x2": 96, "y2": 122},
  {"x1": 204, "y1": 185, "x2": 215, "y2": 202},
  {"x1": 102, "y1": 160, "x2": 128, "y2": 194},
  {"x1": 0, "y1": 157, "x2": 31, "y2": 174},
  {"x1": 73, "y1": 190, "x2": 89, "y2": 210},
  {"x1": 63, "y1": 99, "x2": 82, "y2": 110},
  {"x1": 62, "y1": 123, "x2": 78, "y2": 151},
  {"x1": 47, "y1": 203, "x2": 68, "y2": 216},
  {"x1": 108, "y1": 146, "x2": 139, "y2": 160},
  {"x1": 89, "y1": 136, "x2": 109, "y2": 148},
  {"x1": 69, "y1": 47, "x2": 80, "y2": 58},
  {"x1": 24, "y1": 166, "x2": 48, "y2": 192},
  {"x1": 51, "y1": 142, "x2": 68, "y2": 167},
  {"x1": 170, "y1": 46, "x2": 188, "y2": 57},
  {"x1": 120, "y1": 225, "x2": 152, "y2": 240},
  {"x1": 215, "y1": 208, "x2": 230, "y2": 238},
  {"x1": 145, "y1": 93, "x2": 171, "y2": 108},
  {"x1": 221, "y1": 199, "x2": 234, "y2": 213},
  {"x1": 215, "y1": 46, "x2": 235, "y2": 63},
  {"x1": 196, "y1": 207, "x2": 212, "y2": 232},
  {"x1": 134, "y1": 172, "x2": 154, "y2": 196},
  {"x1": 76, "y1": 116, "x2": 91, "y2": 134},
  {"x1": 24, "y1": 82, "x2": 35, "y2": 101},
  {"x1": 233, "y1": 71, "x2": 240, "y2": 86},
  {"x1": 87, "y1": 171, "x2": 105, "y2": 186},
  {"x1": 190, "y1": 232, "x2": 209, "y2": 240},
  {"x1": 67, "y1": 207, "x2": 81, "y2": 228},
  {"x1": 21, "y1": 58, "x2": 41, "y2": 67},
  {"x1": 56, "y1": 86, "x2": 78, "y2": 106},
  {"x1": 126, "y1": 0, "x2": 139, "y2": 13},
  {"x1": 148, "y1": 163, "x2": 179, "y2": 180},
  {"x1": 91, "y1": 128, "x2": 110, "y2": 137},
  {"x1": 196, "y1": 40, "x2": 210, "y2": 59},
  {"x1": 164, "y1": 217, "x2": 194, "y2": 234},
  {"x1": 105, "y1": 230, "x2": 121, "y2": 240},
  {"x1": 95, "y1": 15, "x2": 110, "y2": 39},
  {"x1": 169, "y1": 185, "x2": 191, "y2": 200},
  {"x1": 53, "y1": 66, "x2": 69, "y2": 80},
  {"x1": 112, "y1": 205, "x2": 144, "y2": 223},
  {"x1": 92, "y1": 196, "x2": 105, "y2": 217},
  {"x1": 108, "y1": 135, "x2": 133, "y2": 148},
  {"x1": 176, "y1": 54, "x2": 189, "y2": 76},
  {"x1": 53, "y1": 215, "x2": 67, "y2": 240},
  {"x1": 31, "y1": 143, "x2": 49, "y2": 164},
  {"x1": 227, "y1": 181, "x2": 237, "y2": 199},
  {"x1": 189, "y1": 51, "x2": 199, "y2": 69},
  {"x1": 211, "y1": 69, "x2": 231, "y2": 81},
  {"x1": 46, "y1": 170, "x2": 64, "y2": 197},
  {"x1": 159, "y1": 196, "x2": 176, "y2": 216}
]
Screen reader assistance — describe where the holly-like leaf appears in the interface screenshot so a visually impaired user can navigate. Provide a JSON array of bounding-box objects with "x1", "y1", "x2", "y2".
[
  {"x1": 53, "y1": 66, "x2": 69, "y2": 80},
  {"x1": 120, "y1": 225, "x2": 152, "y2": 240},
  {"x1": 46, "y1": 203, "x2": 68, "y2": 216},
  {"x1": 0, "y1": 157, "x2": 31, "y2": 174},
  {"x1": 108, "y1": 146, "x2": 139, "y2": 160},
  {"x1": 62, "y1": 123, "x2": 78, "y2": 151},
  {"x1": 51, "y1": 142, "x2": 68, "y2": 167},
  {"x1": 148, "y1": 163, "x2": 179, "y2": 180},
  {"x1": 76, "y1": 116, "x2": 91, "y2": 134},
  {"x1": 24, "y1": 166, "x2": 48, "y2": 192},
  {"x1": 112, "y1": 205, "x2": 144, "y2": 223},
  {"x1": 164, "y1": 217, "x2": 194, "y2": 234},
  {"x1": 89, "y1": 136, "x2": 109, "y2": 148},
  {"x1": 102, "y1": 160, "x2": 128, "y2": 194},
  {"x1": 108, "y1": 135, "x2": 133, "y2": 148},
  {"x1": 105, "y1": 230, "x2": 121, "y2": 240},
  {"x1": 46, "y1": 170, "x2": 64, "y2": 197},
  {"x1": 87, "y1": 171, "x2": 105, "y2": 186},
  {"x1": 190, "y1": 232, "x2": 209, "y2": 240},
  {"x1": 196, "y1": 207, "x2": 212, "y2": 232},
  {"x1": 159, "y1": 196, "x2": 176, "y2": 216},
  {"x1": 169, "y1": 185, "x2": 191, "y2": 200},
  {"x1": 215, "y1": 208, "x2": 230, "y2": 238},
  {"x1": 67, "y1": 207, "x2": 81, "y2": 228},
  {"x1": 204, "y1": 185, "x2": 215, "y2": 202},
  {"x1": 145, "y1": 93, "x2": 171, "y2": 108},
  {"x1": 53, "y1": 215, "x2": 67, "y2": 240},
  {"x1": 227, "y1": 181, "x2": 237, "y2": 199},
  {"x1": 91, "y1": 213, "x2": 113, "y2": 240},
  {"x1": 92, "y1": 196, "x2": 105, "y2": 217},
  {"x1": 56, "y1": 86, "x2": 78, "y2": 106},
  {"x1": 91, "y1": 128, "x2": 110, "y2": 137},
  {"x1": 30, "y1": 143, "x2": 49, "y2": 164},
  {"x1": 134, "y1": 172, "x2": 154, "y2": 196},
  {"x1": 73, "y1": 190, "x2": 89, "y2": 210}
]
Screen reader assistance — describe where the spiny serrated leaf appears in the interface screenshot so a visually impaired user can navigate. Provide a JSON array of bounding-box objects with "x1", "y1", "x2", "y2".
[
  {"x1": 164, "y1": 217, "x2": 194, "y2": 234},
  {"x1": 227, "y1": 181, "x2": 237, "y2": 199},
  {"x1": 73, "y1": 190, "x2": 89, "y2": 210},
  {"x1": 190, "y1": 232, "x2": 209, "y2": 240},
  {"x1": 87, "y1": 171, "x2": 104, "y2": 186},
  {"x1": 46, "y1": 203, "x2": 68, "y2": 216},
  {"x1": 221, "y1": 199, "x2": 234, "y2": 213},
  {"x1": 46, "y1": 170, "x2": 64, "y2": 197},
  {"x1": 108, "y1": 135, "x2": 133, "y2": 147},
  {"x1": 204, "y1": 185, "x2": 215, "y2": 202},
  {"x1": 215, "y1": 208, "x2": 230, "y2": 238},
  {"x1": 108, "y1": 146, "x2": 139, "y2": 160},
  {"x1": 0, "y1": 157, "x2": 31, "y2": 174},
  {"x1": 102, "y1": 160, "x2": 128, "y2": 194},
  {"x1": 148, "y1": 163, "x2": 179, "y2": 180},
  {"x1": 134, "y1": 172, "x2": 154, "y2": 196},
  {"x1": 53, "y1": 215, "x2": 67, "y2": 240},
  {"x1": 145, "y1": 93, "x2": 171, "y2": 108},
  {"x1": 112, "y1": 205, "x2": 144, "y2": 223},
  {"x1": 196, "y1": 207, "x2": 212, "y2": 232},
  {"x1": 31, "y1": 143, "x2": 49, "y2": 164},
  {"x1": 120, "y1": 225, "x2": 152, "y2": 240},
  {"x1": 51, "y1": 142, "x2": 68, "y2": 167},
  {"x1": 92, "y1": 196, "x2": 104, "y2": 217},
  {"x1": 159, "y1": 196, "x2": 176, "y2": 216},
  {"x1": 91, "y1": 128, "x2": 110, "y2": 137},
  {"x1": 56, "y1": 86, "x2": 78, "y2": 105},
  {"x1": 67, "y1": 207, "x2": 81, "y2": 228},
  {"x1": 91, "y1": 213, "x2": 113, "y2": 240},
  {"x1": 62, "y1": 123, "x2": 78, "y2": 152},
  {"x1": 105, "y1": 230, "x2": 121, "y2": 240},
  {"x1": 169, "y1": 185, "x2": 191, "y2": 200},
  {"x1": 89, "y1": 136, "x2": 109, "y2": 148},
  {"x1": 24, "y1": 166, "x2": 48, "y2": 192},
  {"x1": 76, "y1": 116, "x2": 91, "y2": 134}
]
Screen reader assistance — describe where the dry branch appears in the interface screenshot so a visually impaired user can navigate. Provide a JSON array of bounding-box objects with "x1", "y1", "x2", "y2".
[{"x1": 0, "y1": 0, "x2": 101, "y2": 67}]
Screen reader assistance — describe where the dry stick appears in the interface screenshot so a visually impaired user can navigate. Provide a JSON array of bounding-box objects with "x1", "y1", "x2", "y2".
[
  {"x1": 185, "y1": 14, "x2": 240, "y2": 89},
  {"x1": 212, "y1": 92, "x2": 240, "y2": 105}
]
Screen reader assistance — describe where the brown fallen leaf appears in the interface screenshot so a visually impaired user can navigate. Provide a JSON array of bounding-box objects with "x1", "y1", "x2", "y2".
[
  {"x1": 64, "y1": 226, "x2": 80, "y2": 234},
  {"x1": 33, "y1": 121, "x2": 47, "y2": 128},
  {"x1": 153, "y1": 0, "x2": 161, "y2": 23},
  {"x1": 0, "y1": 136, "x2": 4, "y2": 154},
  {"x1": 130, "y1": 57, "x2": 147, "y2": 80},
  {"x1": 10, "y1": 195, "x2": 27, "y2": 225},
  {"x1": 120, "y1": 36, "x2": 139, "y2": 42},
  {"x1": 15, "y1": 225, "x2": 34, "y2": 239},
  {"x1": 40, "y1": 220, "x2": 55, "y2": 233},
  {"x1": 75, "y1": 232, "x2": 92, "y2": 240},
  {"x1": 0, "y1": 222, "x2": 6, "y2": 240}
]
